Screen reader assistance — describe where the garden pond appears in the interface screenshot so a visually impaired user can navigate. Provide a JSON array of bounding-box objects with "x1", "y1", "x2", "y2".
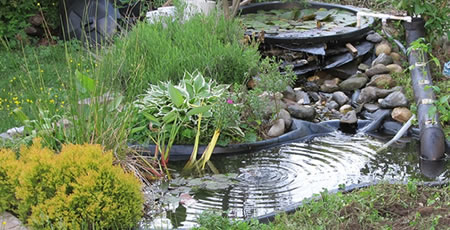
[{"x1": 140, "y1": 132, "x2": 449, "y2": 229}]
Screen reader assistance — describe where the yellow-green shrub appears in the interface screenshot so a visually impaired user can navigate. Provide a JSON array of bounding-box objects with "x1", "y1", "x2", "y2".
[
  {"x1": 1, "y1": 140, "x2": 143, "y2": 229},
  {"x1": 0, "y1": 148, "x2": 21, "y2": 212}
]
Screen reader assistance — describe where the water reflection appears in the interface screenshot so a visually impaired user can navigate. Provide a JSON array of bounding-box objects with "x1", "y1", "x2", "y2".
[{"x1": 148, "y1": 132, "x2": 448, "y2": 228}]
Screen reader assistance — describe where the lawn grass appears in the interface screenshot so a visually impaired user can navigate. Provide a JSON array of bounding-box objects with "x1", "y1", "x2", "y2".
[{"x1": 195, "y1": 182, "x2": 450, "y2": 230}]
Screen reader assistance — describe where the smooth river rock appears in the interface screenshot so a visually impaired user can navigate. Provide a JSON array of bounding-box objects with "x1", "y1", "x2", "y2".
[
  {"x1": 391, "y1": 107, "x2": 412, "y2": 123},
  {"x1": 367, "y1": 74, "x2": 395, "y2": 88},
  {"x1": 386, "y1": 64, "x2": 403, "y2": 73},
  {"x1": 364, "y1": 103, "x2": 380, "y2": 113},
  {"x1": 282, "y1": 86, "x2": 297, "y2": 101},
  {"x1": 358, "y1": 87, "x2": 378, "y2": 103},
  {"x1": 339, "y1": 73, "x2": 368, "y2": 91},
  {"x1": 332, "y1": 91, "x2": 349, "y2": 106},
  {"x1": 340, "y1": 110, "x2": 358, "y2": 124},
  {"x1": 339, "y1": 104, "x2": 353, "y2": 114},
  {"x1": 295, "y1": 90, "x2": 311, "y2": 105},
  {"x1": 375, "y1": 43, "x2": 392, "y2": 56},
  {"x1": 366, "y1": 32, "x2": 383, "y2": 43},
  {"x1": 372, "y1": 53, "x2": 394, "y2": 66},
  {"x1": 365, "y1": 64, "x2": 390, "y2": 77},
  {"x1": 320, "y1": 79, "x2": 340, "y2": 93},
  {"x1": 268, "y1": 119, "x2": 286, "y2": 137},
  {"x1": 277, "y1": 109, "x2": 293, "y2": 128},
  {"x1": 380, "y1": 91, "x2": 409, "y2": 108},
  {"x1": 327, "y1": 100, "x2": 340, "y2": 110},
  {"x1": 287, "y1": 104, "x2": 316, "y2": 120}
]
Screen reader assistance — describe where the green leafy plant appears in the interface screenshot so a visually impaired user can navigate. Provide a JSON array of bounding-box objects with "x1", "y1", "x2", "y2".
[
  {"x1": 395, "y1": 0, "x2": 449, "y2": 41},
  {"x1": 237, "y1": 58, "x2": 296, "y2": 139},
  {"x1": 425, "y1": 85, "x2": 450, "y2": 127},
  {"x1": 132, "y1": 71, "x2": 230, "y2": 172},
  {"x1": 407, "y1": 37, "x2": 440, "y2": 76}
]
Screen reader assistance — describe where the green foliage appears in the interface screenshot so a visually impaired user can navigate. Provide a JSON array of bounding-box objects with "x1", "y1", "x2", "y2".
[
  {"x1": 0, "y1": 0, "x2": 59, "y2": 41},
  {"x1": 98, "y1": 12, "x2": 260, "y2": 98},
  {"x1": 395, "y1": 0, "x2": 449, "y2": 40},
  {"x1": 0, "y1": 140, "x2": 143, "y2": 229},
  {"x1": 426, "y1": 83, "x2": 450, "y2": 137},
  {"x1": 132, "y1": 71, "x2": 231, "y2": 145},
  {"x1": 229, "y1": 58, "x2": 296, "y2": 142},
  {"x1": 194, "y1": 212, "x2": 270, "y2": 230}
]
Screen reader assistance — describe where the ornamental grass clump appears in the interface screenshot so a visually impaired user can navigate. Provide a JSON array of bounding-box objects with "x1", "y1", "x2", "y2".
[
  {"x1": 98, "y1": 11, "x2": 260, "y2": 98},
  {"x1": 0, "y1": 139, "x2": 143, "y2": 229}
]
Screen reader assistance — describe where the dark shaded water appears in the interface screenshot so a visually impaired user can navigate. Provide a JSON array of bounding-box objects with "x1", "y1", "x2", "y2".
[{"x1": 141, "y1": 132, "x2": 449, "y2": 229}]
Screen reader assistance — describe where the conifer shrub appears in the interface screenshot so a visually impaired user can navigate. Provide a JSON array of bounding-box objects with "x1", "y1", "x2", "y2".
[
  {"x1": 0, "y1": 148, "x2": 21, "y2": 212},
  {"x1": 0, "y1": 139, "x2": 143, "y2": 229}
]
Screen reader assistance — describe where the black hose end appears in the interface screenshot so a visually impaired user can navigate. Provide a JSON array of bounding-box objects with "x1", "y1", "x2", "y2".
[
  {"x1": 420, "y1": 127, "x2": 445, "y2": 161},
  {"x1": 420, "y1": 158, "x2": 446, "y2": 179}
]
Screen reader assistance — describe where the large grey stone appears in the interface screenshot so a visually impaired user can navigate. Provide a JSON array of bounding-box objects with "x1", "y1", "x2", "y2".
[
  {"x1": 364, "y1": 103, "x2": 380, "y2": 113},
  {"x1": 295, "y1": 90, "x2": 310, "y2": 105},
  {"x1": 372, "y1": 53, "x2": 394, "y2": 66},
  {"x1": 380, "y1": 91, "x2": 409, "y2": 108},
  {"x1": 332, "y1": 91, "x2": 349, "y2": 106},
  {"x1": 0, "y1": 212, "x2": 28, "y2": 230},
  {"x1": 367, "y1": 74, "x2": 395, "y2": 88},
  {"x1": 277, "y1": 109, "x2": 293, "y2": 129},
  {"x1": 282, "y1": 86, "x2": 296, "y2": 101},
  {"x1": 375, "y1": 43, "x2": 391, "y2": 56},
  {"x1": 320, "y1": 79, "x2": 340, "y2": 93},
  {"x1": 358, "y1": 63, "x2": 370, "y2": 72},
  {"x1": 374, "y1": 86, "x2": 403, "y2": 98},
  {"x1": 268, "y1": 119, "x2": 286, "y2": 137},
  {"x1": 339, "y1": 104, "x2": 353, "y2": 114},
  {"x1": 358, "y1": 87, "x2": 377, "y2": 103},
  {"x1": 386, "y1": 64, "x2": 403, "y2": 73},
  {"x1": 390, "y1": 52, "x2": 402, "y2": 63},
  {"x1": 339, "y1": 73, "x2": 368, "y2": 91},
  {"x1": 308, "y1": 92, "x2": 320, "y2": 103},
  {"x1": 287, "y1": 104, "x2": 316, "y2": 120},
  {"x1": 340, "y1": 110, "x2": 357, "y2": 124},
  {"x1": 365, "y1": 64, "x2": 390, "y2": 77},
  {"x1": 303, "y1": 81, "x2": 320, "y2": 92},
  {"x1": 391, "y1": 107, "x2": 412, "y2": 123},
  {"x1": 327, "y1": 100, "x2": 340, "y2": 110},
  {"x1": 366, "y1": 32, "x2": 383, "y2": 43}
]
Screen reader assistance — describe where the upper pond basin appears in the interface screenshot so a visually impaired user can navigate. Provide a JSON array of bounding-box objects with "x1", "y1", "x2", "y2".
[{"x1": 142, "y1": 132, "x2": 449, "y2": 229}]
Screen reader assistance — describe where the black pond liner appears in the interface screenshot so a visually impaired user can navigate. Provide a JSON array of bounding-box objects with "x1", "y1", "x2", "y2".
[
  {"x1": 130, "y1": 109, "x2": 391, "y2": 161},
  {"x1": 239, "y1": 1, "x2": 375, "y2": 45}
]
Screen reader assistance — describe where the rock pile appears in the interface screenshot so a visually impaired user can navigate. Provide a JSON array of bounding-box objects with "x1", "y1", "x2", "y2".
[{"x1": 264, "y1": 31, "x2": 413, "y2": 137}]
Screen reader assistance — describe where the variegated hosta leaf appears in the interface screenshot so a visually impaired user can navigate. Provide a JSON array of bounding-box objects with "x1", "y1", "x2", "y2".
[{"x1": 133, "y1": 71, "x2": 230, "y2": 132}]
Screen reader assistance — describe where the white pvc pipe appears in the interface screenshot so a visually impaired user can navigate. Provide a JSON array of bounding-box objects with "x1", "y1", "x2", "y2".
[
  {"x1": 377, "y1": 114, "x2": 415, "y2": 153},
  {"x1": 357, "y1": 11, "x2": 412, "y2": 28}
]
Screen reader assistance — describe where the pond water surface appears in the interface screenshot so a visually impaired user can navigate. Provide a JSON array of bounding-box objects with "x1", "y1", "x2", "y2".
[{"x1": 141, "y1": 132, "x2": 449, "y2": 229}]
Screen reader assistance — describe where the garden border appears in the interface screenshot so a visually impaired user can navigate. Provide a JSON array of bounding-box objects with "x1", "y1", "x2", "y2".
[{"x1": 130, "y1": 111, "x2": 389, "y2": 161}]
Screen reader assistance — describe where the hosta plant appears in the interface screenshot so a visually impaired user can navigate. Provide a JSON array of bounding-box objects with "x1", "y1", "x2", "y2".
[{"x1": 131, "y1": 71, "x2": 242, "y2": 172}]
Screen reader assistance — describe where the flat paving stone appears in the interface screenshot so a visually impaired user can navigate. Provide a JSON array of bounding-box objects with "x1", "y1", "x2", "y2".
[{"x1": 0, "y1": 212, "x2": 28, "y2": 230}]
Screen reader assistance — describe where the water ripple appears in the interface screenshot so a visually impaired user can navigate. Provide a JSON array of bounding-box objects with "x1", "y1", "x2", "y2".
[{"x1": 150, "y1": 134, "x2": 448, "y2": 228}]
